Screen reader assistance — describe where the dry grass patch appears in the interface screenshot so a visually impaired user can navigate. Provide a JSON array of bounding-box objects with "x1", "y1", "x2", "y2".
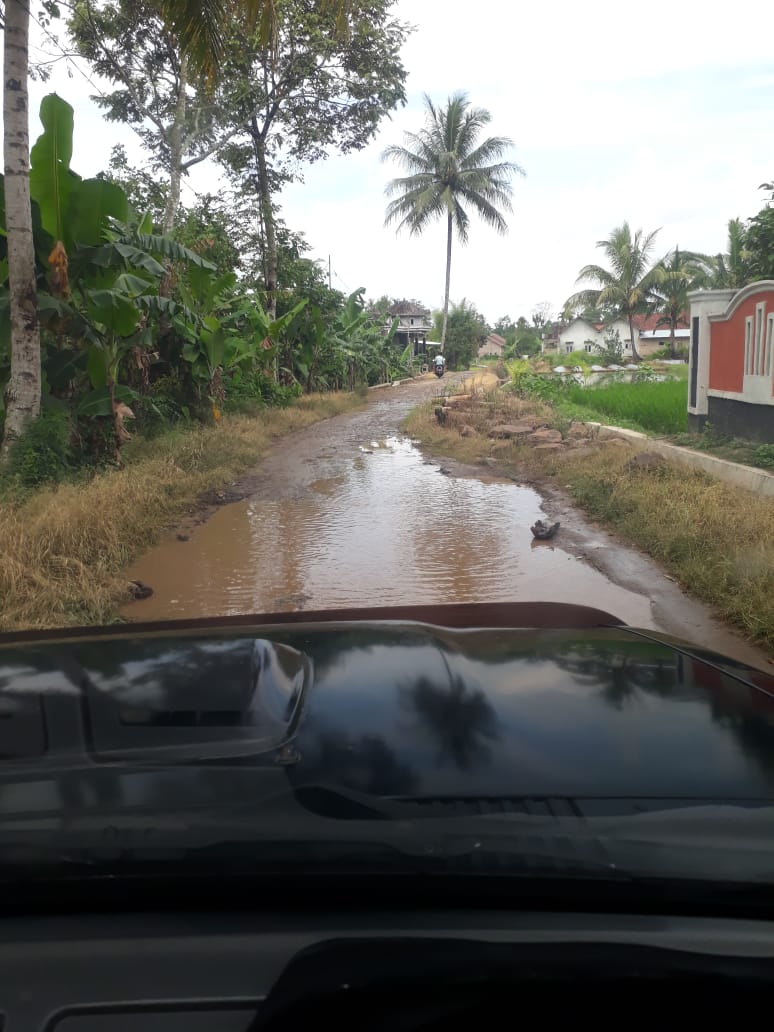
[{"x1": 0, "y1": 392, "x2": 365, "y2": 632}]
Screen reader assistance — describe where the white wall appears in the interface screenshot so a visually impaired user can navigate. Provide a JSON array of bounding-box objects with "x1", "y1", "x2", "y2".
[
  {"x1": 558, "y1": 318, "x2": 635, "y2": 356},
  {"x1": 557, "y1": 319, "x2": 601, "y2": 355}
]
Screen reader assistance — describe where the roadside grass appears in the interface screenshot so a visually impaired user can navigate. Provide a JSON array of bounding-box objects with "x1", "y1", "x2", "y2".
[
  {"x1": 0, "y1": 391, "x2": 366, "y2": 633},
  {"x1": 669, "y1": 428, "x2": 774, "y2": 474},
  {"x1": 561, "y1": 379, "x2": 688, "y2": 435},
  {"x1": 405, "y1": 390, "x2": 774, "y2": 652}
]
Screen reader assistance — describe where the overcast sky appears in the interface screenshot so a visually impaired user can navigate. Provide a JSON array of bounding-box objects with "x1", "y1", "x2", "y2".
[{"x1": 24, "y1": 0, "x2": 774, "y2": 324}]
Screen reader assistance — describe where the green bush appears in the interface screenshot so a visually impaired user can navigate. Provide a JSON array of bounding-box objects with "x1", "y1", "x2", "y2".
[
  {"x1": 649, "y1": 344, "x2": 689, "y2": 361},
  {"x1": 510, "y1": 370, "x2": 572, "y2": 403},
  {"x1": 7, "y1": 407, "x2": 73, "y2": 486},
  {"x1": 225, "y1": 370, "x2": 301, "y2": 410},
  {"x1": 753, "y1": 443, "x2": 774, "y2": 469},
  {"x1": 547, "y1": 350, "x2": 593, "y2": 369}
]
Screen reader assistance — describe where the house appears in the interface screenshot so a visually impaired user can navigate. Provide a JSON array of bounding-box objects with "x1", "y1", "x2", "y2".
[
  {"x1": 544, "y1": 314, "x2": 688, "y2": 358},
  {"x1": 633, "y1": 313, "x2": 690, "y2": 355},
  {"x1": 478, "y1": 332, "x2": 506, "y2": 358},
  {"x1": 387, "y1": 300, "x2": 433, "y2": 356},
  {"x1": 688, "y1": 280, "x2": 774, "y2": 442},
  {"x1": 555, "y1": 317, "x2": 633, "y2": 356}
]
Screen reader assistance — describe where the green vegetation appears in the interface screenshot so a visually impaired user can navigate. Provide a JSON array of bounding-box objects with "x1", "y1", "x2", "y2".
[
  {"x1": 427, "y1": 299, "x2": 489, "y2": 370},
  {"x1": 0, "y1": 95, "x2": 412, "y2": 476},
  {"x1": 565, "y1": 222, "x2": 663, "y2": 362},
  {"x1": 2, "y1": 0, "x2": 411, "y2": 457},
  {"x1": 508, "y1": 361, "x2": 687, "y2": 436},
  {"x1": 562, "y1": 379, "x2": 688, "y2": 435},
  {"x1": 669, "y1": 426, "x2": 774, "y2": 474}
]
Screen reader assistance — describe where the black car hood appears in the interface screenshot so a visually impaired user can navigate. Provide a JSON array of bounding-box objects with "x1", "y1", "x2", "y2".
[{"x1": 0, "y1": 605, "x2": 773, "y2": 818}]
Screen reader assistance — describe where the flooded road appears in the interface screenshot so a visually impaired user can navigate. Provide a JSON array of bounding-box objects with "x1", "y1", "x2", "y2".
[{"x1": 124, "y1": 375, "x2": 768, "y2": 668}]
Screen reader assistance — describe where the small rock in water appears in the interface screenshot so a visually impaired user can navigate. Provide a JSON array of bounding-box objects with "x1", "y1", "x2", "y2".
[
  {"x1": 127, "y1": 579, "x2": 153, "y2": 600},
  {"x1": 531, "y1": 519, "x2": 561, "y2": 540}
]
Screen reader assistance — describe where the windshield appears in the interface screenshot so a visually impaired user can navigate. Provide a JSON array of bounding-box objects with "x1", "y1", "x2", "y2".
[{"x1": 1, "y1": 0, "x2": 774, "y2": 899}]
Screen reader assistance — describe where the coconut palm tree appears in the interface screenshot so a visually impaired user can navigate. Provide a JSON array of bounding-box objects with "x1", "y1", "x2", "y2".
[
  {"x1": 652, "y1": 247, "x2": 707, "y2": 358},
  {"x1": 565, "y1": 222, "x2": 662, "y2": 362},
  {"x1": 382, "y1": 92, "x2": 524, "y2": 350},
  {"x1": 705, "y1": 217, "x2": 752, "y2": 289}
]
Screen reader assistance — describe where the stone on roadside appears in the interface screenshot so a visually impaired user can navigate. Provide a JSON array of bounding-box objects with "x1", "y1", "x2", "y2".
[
  {"x1": 459, "y1": 424, "x2": 476, "y2": 437},
  {"x1": 488, "y1": 421, "x2": 535, "y2": 439},
  {"x1": 624, "y1": 451, "x2": 666, "y2": 472},
  {"x1": 528, "y1": 429, "x2": 563, "y2": 445},
  {"x1": 601, "y1": 438, "x2": 631, "y2": 449},
  {"x1": 568, "y1": 421, "x2": 593, "y2": 439},
  {"x1": 534, "y1": 443, "x2": 564, "y2": 452}
]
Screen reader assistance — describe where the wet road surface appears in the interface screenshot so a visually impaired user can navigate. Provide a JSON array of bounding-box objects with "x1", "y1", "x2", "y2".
[{"x1": 123, "y1": 375, "x2": 769, "y2": 669}]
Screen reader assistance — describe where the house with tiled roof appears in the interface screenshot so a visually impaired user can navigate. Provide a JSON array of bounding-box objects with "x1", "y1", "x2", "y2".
[
  {"x1": 544, "y1": 313, "x2": 689, "y2": 358},
  {"x1": 478, "y1": 332, "x2": 507, "y2": 358},
  {"x1": 387, "y1": 299, "x2": 433, "y2": 356},
  {"x1": 633, "y1": 312, "x2": 690, "y2": 351}
]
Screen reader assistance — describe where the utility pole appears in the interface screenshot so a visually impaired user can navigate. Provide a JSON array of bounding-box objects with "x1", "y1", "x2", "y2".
[{"x1": 328, "y1": 255, "x2": 332, "y2": 290}]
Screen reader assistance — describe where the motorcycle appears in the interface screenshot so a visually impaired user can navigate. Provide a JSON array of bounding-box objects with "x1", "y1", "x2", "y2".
[{"x1": 433, "y1": 362, "x2": 445, "y2": 378}]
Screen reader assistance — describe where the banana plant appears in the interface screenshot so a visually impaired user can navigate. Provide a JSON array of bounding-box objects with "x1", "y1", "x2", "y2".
[{"x1": 178, "y1": 295, "x2": 308, "y2": 415}]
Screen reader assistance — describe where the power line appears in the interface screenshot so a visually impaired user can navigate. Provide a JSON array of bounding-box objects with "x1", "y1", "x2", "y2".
[{"x1": 331, "y1": 265, "x2": 350, "y2": 292}]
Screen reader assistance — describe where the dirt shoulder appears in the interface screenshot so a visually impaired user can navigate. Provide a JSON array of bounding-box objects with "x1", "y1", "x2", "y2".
[
  {"x1": 403, "y1": 385, "x2": 774, "y2": 664},
  {"x1": 0, "y1": 391, "x2": 367, "y2": 632}
]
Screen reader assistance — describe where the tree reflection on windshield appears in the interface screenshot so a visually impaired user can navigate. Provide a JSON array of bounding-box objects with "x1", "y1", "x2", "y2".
[
  {"x1": 294, "y1": 730, "x2": 418, "y2": 796},
  {"x1": 401, "y1": 673, "x2": 500, "y2": 771}
]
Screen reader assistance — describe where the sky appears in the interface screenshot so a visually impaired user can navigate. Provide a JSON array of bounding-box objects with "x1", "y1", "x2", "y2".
[{"x1": 22, "y1": 0, "x2": 774, "y2": 325}]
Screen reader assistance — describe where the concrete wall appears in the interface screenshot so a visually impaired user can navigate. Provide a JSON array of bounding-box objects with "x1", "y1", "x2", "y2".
[{"x1": 688, "y1": 283, "x2": 774, "y2": 442}]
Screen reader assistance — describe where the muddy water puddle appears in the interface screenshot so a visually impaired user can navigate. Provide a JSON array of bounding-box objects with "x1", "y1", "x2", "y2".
[{"x1": 124, "y1": 431, "x2": 653, "y2": 626}]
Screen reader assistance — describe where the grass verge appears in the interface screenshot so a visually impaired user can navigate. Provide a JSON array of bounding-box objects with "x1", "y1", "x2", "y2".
[
  {"x1": 0, "y1": 391, "x2": 366, "y2": 632},
  {"x1": 404, "y1": 390, "x2": 774, "y2": 653}
]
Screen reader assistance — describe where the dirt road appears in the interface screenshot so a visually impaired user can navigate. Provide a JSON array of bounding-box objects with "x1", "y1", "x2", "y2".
[{"x1": 123, "y1": 373, "x2": 769, "y2": 669}]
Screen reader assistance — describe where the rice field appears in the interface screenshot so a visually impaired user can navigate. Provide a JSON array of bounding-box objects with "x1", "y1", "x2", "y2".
[{"x1": 563, "y1": 379, "x2": 688, "y2": 434}]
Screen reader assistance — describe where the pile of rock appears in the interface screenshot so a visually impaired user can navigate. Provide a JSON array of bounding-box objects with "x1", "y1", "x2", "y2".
[{"x1": 433, "y1": 394, "x2": 604, "y2": 458}]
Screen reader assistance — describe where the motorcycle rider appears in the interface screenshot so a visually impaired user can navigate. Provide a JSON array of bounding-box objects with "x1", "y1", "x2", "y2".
[{"x1": 433, "y1": 353, "x2": 446, "y2": 376}]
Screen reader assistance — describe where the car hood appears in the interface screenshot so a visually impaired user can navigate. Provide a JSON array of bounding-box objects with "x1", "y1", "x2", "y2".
[{"x1": 0, "y1": 607, "x2": 773, "y2": 818}]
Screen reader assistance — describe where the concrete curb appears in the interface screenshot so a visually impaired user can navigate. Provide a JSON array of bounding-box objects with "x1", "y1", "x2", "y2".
[{"x1": 587, "y1": 422, "x2": 774, "y2": 497}]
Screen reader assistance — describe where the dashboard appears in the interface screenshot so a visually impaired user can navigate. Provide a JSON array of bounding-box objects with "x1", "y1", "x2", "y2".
[{"x1": 2, "y1": 907, "x2": 774, "y2": 1029}]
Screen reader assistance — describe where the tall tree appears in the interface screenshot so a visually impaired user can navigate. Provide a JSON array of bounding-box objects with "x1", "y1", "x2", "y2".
[
  {"x1": 383, "y1": 92, "x2": 524, "y2": 350},
  {"x1": 565, "y1": 222, "x2": 662, "y2": 362},
  {"x1": 215, "y1": 0, "x2": 408, "y2": 317},
  {"x1": 1, "y1": 0, "x2": 349, "y2": 453},
  {"x1": 68, "y1": 0, "x2": 226, "y2": 234},
  {"x1": 704, "y1": 217, "x2": 752, "y2": 289},
  {"x1": 2, "y1": 0, "x2": 41, "y2": 455},
  {"x1": 652, "y1": 247, "x2": 706, "y2": 358},
  {"x1": 746, "y1": 183, "x2": 774, "y2": 281}
]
